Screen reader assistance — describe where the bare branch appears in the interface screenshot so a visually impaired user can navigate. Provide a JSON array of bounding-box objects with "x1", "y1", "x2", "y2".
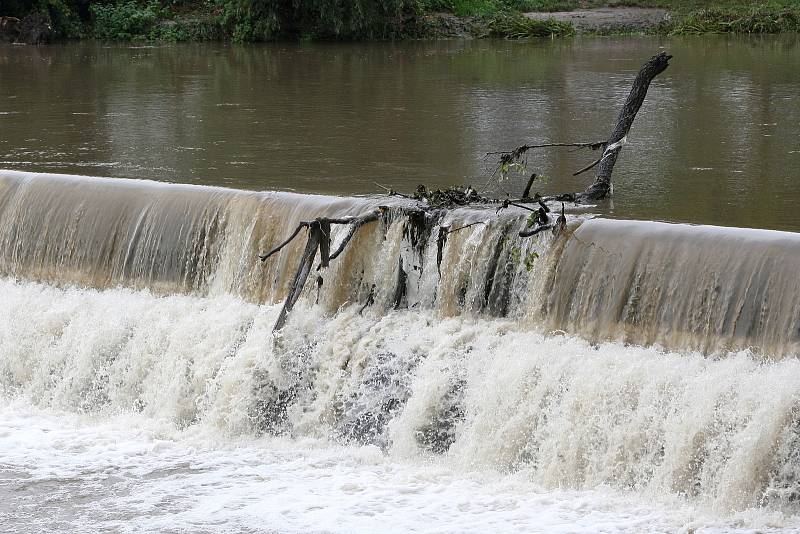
[
  {"x1": 519, "y1": 224, "x2": 553, "y2": 238},
  {"x1": 374, "y1": 182, "x2": 411, "y2": 198},
  {"x1": 328, "y1": 210, "x2": 381, "y2": 262},
  {"x1": 445, "y1": 221, "x2": 486, "y2": 235},
  {"x1": 572, "y1": 155, "x2": 603, "y2": 176},
  {"x1": 496, "y1": 200, "x2": 538, "y2": 214},
  {"x1": 259, "y1": 222, "x2": 309, "y2": 262},
  {"x1": 486, "y1": 141, "x2": 607, "y2": 157},
  {"x1": 521, "y1": 173, "x2": 537, "y2": 199}
]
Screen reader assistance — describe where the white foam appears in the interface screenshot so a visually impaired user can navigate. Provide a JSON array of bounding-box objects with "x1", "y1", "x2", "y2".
[
  {"x1": 3, "y1": 278, "x2": 800, "y2": 530},
  {"x1": 1, "y1": 404, "x2": 792, "y2": 533}
]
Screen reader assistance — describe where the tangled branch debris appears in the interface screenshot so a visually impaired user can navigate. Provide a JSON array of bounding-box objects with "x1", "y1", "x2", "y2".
[
  {"x1": 263, "y1": 210, "x2": 385, "y2": 331},
  {"x1": 260, "y1": 52, "x2": 671, "y2": 331}
]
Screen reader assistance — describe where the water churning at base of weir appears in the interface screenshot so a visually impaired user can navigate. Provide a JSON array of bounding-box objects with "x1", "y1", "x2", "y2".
[{"x1": 3, "y1": 169, "x2": 800, "y2": 513}]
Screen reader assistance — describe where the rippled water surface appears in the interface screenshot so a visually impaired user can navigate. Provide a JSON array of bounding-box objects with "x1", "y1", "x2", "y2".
[
  {"x1": 1, "y1": 36, "x2": 799, "y2": 230},
  {"x1": 3, "y1": 35, "x2": 800, "y2": 533}
]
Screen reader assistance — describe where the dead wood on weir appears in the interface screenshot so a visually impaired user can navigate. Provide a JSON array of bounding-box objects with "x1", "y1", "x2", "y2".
[
  {"x1": 583, "y1": 51, "x2": 672, "y2": 200},
  {"x1": 328, "y1": 210, "x2": 381, "y2": 263},
  {"x1": 263, "y1": 209, "x2": 386, "y2": 331},
  {"x1": 261, "y1": 52, "x2": 671, "y2": 332},
  {"x1": 393, "y1": 257, "x2": 407, "y2": 310},
  {"x1": 273, "y1": 220, "x2": 324, "y2": 331},
  {"x1": 521, "y1": 173, "x2": 537, "y2": 199},
  {"x1": 487, "y1": 51, "x2": 671, "y2": 203}
]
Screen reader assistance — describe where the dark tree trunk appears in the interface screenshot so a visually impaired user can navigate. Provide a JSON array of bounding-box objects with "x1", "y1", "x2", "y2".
[
  {"x1": 583, "y1": 52, "x2": 671, "y2": 200},
  {"x1": 274, "y1": 221, "x2": 323, "y2": 331},
  {"x1": 392, "y1": 257, "x2": 407, "y2": 309}
]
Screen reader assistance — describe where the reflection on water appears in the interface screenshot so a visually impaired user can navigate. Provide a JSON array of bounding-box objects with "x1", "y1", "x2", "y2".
[{"x1": 1, "y1": 36, "x2": 798, "y2": 230}]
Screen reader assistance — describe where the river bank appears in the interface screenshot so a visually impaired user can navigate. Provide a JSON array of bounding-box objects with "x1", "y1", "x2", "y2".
[{"x1": 1, "y1": 1, "x2": 800, "y2": 43}]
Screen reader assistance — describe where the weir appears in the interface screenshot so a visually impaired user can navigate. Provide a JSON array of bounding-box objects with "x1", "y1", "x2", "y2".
[
  {"x1": 3, "y1": 170, "x2": 800, "y2": 512},
  {"x1": 1, "y1": 169, "x2": 798, "y2": 357},
  {"x1": 546, "y1": 219, "x2": 800, "y2": 357}
]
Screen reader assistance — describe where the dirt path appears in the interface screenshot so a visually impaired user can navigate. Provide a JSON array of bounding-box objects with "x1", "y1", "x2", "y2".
[{"x1": 525, "y1": 7, "x2": 668, "y2": 32}]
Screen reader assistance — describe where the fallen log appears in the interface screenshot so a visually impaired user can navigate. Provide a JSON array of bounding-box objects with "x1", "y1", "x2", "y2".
[
  {"x1": 273, "y1": 220, "x2": 324, "y2": 331},
  {"x1": 263, "y1": 210, "x2": 384, "y2": 331}
]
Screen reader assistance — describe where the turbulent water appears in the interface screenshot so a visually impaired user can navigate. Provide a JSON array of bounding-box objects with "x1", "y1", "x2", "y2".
[{"x1": 3, "y1": 170, "x2": 800, "y2": 532}]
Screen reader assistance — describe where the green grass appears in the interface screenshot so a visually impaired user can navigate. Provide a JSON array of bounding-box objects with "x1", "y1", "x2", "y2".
[
  {"x1": 421, "y1": 0, "x2": 583, "y2": 16},
  {"x1": 426, "y1": 0, "x2": 800, "y2": 37},
  {"x1": 14, "y1": 0, "x2": 800, "y2": 43},
  {"x1": 519, "y1": 0, "x2": 800, "y2": 12},
  {"x1": 667, "y1": 7, "x2": 800, "y2": 34},
  {"x1": 488, "y1": 11, "x2": 575, "y2": 37},
  {"x1": 518, "y1": 0, "x2": 800, "y2": 35}
]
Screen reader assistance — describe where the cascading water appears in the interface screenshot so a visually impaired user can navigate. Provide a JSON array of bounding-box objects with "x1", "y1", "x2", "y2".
[
  {"x1": 3, "y1": 169, "x2": 800, "y2": 531},
  {"x1": 544, "y1": 218, "x2": 800, "y2": 357}
]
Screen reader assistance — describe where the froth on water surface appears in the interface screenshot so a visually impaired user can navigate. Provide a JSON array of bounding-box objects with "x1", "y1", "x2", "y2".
[{"x1": 2, "y1": 279, "x2": 800, "y2": 532}]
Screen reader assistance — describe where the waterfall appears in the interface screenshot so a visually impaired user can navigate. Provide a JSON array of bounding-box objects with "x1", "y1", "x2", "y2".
[
  {"x1": 2, "y1": 170, "x2": 798, "y2": 356},
  {"x1": 2, "y1": 170, "x2": 800, "y2": 513},
  {"x1": 545, "y1": 218, "x2": 800, "y2": 357}
]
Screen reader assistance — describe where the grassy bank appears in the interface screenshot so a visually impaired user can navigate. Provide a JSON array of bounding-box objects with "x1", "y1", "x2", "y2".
[
  {"x1": 1, "y1": 0, "x2": 798, "y2": 43},
  {"x1": 524, "y1": 1, "x2": 800, "y2": 34},
  {"x1": 659, "y1": 1, "x2": 800, "y2": 35}
]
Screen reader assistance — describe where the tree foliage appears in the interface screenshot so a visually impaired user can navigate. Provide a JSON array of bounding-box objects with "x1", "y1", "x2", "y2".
[{"x1": 217, "y1": 0, "x2": 419, "y2": 41}]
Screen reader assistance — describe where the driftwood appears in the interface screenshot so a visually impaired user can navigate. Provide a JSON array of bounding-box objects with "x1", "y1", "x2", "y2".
[
  {"x1": 392, "y1": 257, "x2": 407, "y2": 309},
  {"x1": 273, "y1": 220, "x2": 324, "y2": 331},
  {"x1": 329, "y1": 210, "x2": 381, "y2": 262},
  {"x1": 488, "y1": 51, "x2": 671, "y2": 204},
  {"x1": 261, "y1": 52, "x2": 671, "y2": 331},
  {"x1": 582, "y1": 51, "x2": 672, "y2": 200},
  {"x1": 521, "y1": 173, "x2": 537, "y2": 199},
  {"x1": 264, "y1": 210, "x2": 383, "y2": 331}
]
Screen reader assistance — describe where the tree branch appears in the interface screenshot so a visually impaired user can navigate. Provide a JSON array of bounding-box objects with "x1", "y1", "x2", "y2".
[
  {"x1": 328, "y1": 210, "x2": 381, "y2": 262},
  {"x1": 259, "y1": 222, "x2": 309, "y2": 262}
]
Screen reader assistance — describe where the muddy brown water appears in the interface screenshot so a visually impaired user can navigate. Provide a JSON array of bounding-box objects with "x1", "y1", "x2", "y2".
[{"x1": 1, "y1": 36, "x2": 799, "y2": 231}]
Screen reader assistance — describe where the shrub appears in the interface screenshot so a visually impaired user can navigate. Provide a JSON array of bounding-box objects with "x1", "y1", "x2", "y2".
[
  {"x1": 216, "y1": 0, "x2": 421, "y2": 41},
  {"x1": 669, "y1": 7, "x2": 800, "y2": 34},
  {"x1": 90, "y1": 1, "x2": 160, "y2": 39}
]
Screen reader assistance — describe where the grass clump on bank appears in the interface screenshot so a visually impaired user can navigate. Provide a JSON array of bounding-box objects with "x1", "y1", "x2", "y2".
[
  {"x1": 488, "y1": 11, "x2": 574, "y2": 37},
  {"x1": 666, "y1": 6, "x2": 800, "y2": 34},
  {"x1": 218, "y1": 0, "x2": 418, "y2": 41}
]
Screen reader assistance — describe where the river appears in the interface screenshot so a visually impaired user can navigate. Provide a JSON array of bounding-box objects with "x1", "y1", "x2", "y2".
[
  {"x1": 1, "y1": 36, "x2": 800, "y2": 533},
  {"x1": 1, "y1": 36, "x2": 799, "y2": 229}
]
